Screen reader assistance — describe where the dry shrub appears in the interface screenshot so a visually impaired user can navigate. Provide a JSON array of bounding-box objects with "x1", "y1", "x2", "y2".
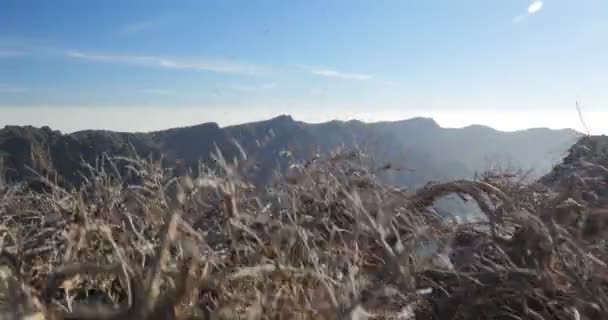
[{"x1": 0, "y1": 141, "x2": 607, "y2": 320}]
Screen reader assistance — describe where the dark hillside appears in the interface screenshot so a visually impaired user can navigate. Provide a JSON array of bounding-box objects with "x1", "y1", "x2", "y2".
[{"x1": 0, "y1": 115, "x2": 580, "y2": 190}]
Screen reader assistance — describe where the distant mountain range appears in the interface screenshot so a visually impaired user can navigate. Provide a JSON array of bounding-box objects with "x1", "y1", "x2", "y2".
[{"x1": 0, "y1": 115, "x2": 581, "y2": 189}]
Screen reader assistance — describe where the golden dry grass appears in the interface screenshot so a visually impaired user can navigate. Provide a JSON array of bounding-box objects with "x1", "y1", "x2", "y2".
[{"x1": 0, "y1": 143, "x2": 607, "y2": 319}]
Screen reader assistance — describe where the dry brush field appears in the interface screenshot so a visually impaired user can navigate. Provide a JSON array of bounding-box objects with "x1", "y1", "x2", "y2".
[{"x1": 1, "y1": 137, "x2": 608, "y2": 319}]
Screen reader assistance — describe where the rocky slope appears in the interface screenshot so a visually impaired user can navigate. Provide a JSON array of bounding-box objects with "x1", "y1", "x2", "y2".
[{"x1": 540, "y1": 135, "x2": 608, "y2": 208}]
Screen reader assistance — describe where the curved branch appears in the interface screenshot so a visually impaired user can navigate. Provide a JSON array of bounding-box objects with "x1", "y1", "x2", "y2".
[
  {"x1": 43, "y1": 263, "x2": 138, "y2": 320},
  {"x1": 409, "y1": 180, "x2": 514, "y2": 218}
]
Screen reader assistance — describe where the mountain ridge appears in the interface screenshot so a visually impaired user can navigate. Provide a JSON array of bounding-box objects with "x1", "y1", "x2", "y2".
[
  {"x1": 0, "y1": 115, "x2": 582, "y2": 189},
  {"x1": 49, "y1": 114, "x2": 578, "y2": 135}
]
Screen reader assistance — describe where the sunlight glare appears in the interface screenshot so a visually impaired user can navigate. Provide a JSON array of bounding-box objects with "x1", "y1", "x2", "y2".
[{"x1": 528, "y1": 1, "x2": 544, "y2": 14}]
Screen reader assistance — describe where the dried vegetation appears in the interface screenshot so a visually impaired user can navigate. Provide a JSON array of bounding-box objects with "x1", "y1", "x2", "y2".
[{"x1": 1, "y1": 137, "x2": 607, "y2": 319}]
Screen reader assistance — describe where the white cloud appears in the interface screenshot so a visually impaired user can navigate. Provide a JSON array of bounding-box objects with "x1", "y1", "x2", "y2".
[
  {"x1": 65, "y1": 50, "x2": 265, "y2": 75},
  {"x1": 513, "y1": 1, "x2": 544, "y2": 24},
  {"x1": 297, "y1": 65, "x2": 373, "y2": 80},
  {"x1": 528, "y1": 1, "x2": 544, "y2": 14},
  {"x1": 310, "y1": 68, "x2": 372, "y2": 80}
]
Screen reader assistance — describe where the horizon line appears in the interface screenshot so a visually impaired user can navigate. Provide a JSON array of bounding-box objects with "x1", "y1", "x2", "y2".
[{"x1": 1, "y1": 113, "x2": 584, "y2": 135}]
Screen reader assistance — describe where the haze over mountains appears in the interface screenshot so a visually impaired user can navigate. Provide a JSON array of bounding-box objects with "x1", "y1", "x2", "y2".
[{"x1": 0, "y1": 115, "x2": 581, "y2": 190}]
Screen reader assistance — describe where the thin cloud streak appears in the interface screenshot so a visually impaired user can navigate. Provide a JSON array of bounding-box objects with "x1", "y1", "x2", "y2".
[
  {"x1": 0, "y1": 37, "x2": 267, "y2": 75},
  {"x1": 311, "y1": 69, "x2": 372, "y2": 80},
  {"x1": 65, "y1": 50, "x2": 265, "y2": 75},
  {"x1": 297, "y1": 65, "x2": 373, "y2": 80}
]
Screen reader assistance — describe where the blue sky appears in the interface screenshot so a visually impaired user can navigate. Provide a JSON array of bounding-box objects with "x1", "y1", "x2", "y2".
[{"x1": 1, "y1": 0, "x2": 607, "y2": 133}]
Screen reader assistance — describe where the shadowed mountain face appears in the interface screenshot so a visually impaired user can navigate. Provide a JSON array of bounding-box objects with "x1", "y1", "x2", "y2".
[{"x1": 0, "y1": 115, "x2": 581, "y2": 189}]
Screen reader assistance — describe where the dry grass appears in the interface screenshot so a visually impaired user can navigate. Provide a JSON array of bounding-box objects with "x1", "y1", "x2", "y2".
[{"x1": 0, "y1": 143, "x2": 607, "y2": 319}]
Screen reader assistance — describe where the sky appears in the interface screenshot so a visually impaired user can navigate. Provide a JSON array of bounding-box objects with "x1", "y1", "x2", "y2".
[{"x1": 1, "y1": 0, "x2": 607, "y2": 133}]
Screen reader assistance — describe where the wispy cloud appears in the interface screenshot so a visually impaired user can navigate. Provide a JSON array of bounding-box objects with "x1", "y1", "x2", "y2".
[
  {"x1": 0, "y1": 37, "x2": 266, "y2": 75},
  {"x1": 312, "y1": 69, "x2": 372, "y2": 80},
  {"x1": 65, "y1": 50, "x2": 265, "y2": 75},
  {"x1": 120, "y1": 16, "x2": 171, "y2": 35},
  {"x1": 225, "y1": 82, "x2": 277, "y2": 91},
  {"x1": 298, "y1": 65, "x2": 373, "y2": 80},
  {"x1": 513, "y1": 1, "x2": 544, "y2": 24},
  {"x1": 0, "y1": 37, "x2": 56, "y2": 57}
]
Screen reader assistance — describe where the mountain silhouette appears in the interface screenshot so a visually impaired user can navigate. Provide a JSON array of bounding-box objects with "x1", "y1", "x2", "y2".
[{"x1": 0, "y1": 115, "x2": 581, "y2": 190}]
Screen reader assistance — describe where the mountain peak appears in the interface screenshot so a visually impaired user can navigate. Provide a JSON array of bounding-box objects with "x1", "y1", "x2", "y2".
[
  {"x1": 461, "y1": 124, "x2": 496, "y2": 132},
  {"x1": 385, "y1": 117, "x2": 441, "y2": 131},
  {"x1": 159, "y1": 121, "x2": 220, "y2": 133},
  {"x1": 268, "y1": 114, "x2": 294, "y2": 123},
  {"x1": 401, "y1": 117, "x2": 439, "y2": 125}
]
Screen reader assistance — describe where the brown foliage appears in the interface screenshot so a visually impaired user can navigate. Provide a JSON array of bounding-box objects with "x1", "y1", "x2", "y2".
[{"x1": 1, "y1": 142, "x2": 607, "y2": 319}]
